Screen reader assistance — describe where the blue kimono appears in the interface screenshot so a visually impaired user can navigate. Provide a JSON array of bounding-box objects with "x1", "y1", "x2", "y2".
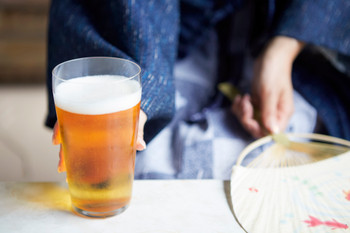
[{"x1": 45, "y1": 0, "x2": 350, "y2": 178}]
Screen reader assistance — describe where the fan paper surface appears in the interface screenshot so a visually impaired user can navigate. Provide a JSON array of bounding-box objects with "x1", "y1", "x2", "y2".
[{"x1": 231, "y1": 151, "x2": 350, "y2": 232}]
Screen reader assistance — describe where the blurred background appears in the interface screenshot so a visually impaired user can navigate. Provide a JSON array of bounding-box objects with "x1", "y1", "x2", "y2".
[{"x1": 0, "y1": 0, "x2": 64, "y2": 181}]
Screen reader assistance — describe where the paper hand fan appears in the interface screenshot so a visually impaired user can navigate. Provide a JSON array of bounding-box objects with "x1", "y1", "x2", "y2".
[{"x1": 230, "y1": 133, "x2": 350, "y2": 233}]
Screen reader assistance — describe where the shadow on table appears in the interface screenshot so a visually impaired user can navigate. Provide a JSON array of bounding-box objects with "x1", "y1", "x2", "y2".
[
  {"x1": 7, "y1": 182, "x2": 72, "y2": 214},
  {"x1": 224, "y1": 180, "x2": 248, "y2": 233}
]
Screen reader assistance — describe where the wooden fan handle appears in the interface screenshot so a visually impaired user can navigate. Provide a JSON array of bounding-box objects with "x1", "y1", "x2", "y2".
[{"x1": 236, "y1": 133, "x2": 350, "y2": 166}]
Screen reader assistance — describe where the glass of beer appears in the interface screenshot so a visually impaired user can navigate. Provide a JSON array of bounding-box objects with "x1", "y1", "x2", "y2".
[{"x1": 52, "y1": 57, "x2": 141, "y2": 218}]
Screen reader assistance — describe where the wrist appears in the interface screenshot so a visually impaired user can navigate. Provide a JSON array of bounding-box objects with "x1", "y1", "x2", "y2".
[{"x1": 263, "y1": 36, "x2": 305, "y2": 65}]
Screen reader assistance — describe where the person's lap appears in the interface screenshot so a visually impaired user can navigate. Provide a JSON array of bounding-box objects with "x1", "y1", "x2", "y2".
[{"x1": 135, "y1": 39, "x2": 317, "y2": 180}]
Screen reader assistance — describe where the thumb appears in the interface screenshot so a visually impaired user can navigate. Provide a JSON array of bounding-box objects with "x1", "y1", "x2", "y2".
[
  {"x1": 260, "y1": 92, "x2": 280, "y2": 134},
  {"x1": 136, "y1": 110, "x2": 147, "y2": 151}
]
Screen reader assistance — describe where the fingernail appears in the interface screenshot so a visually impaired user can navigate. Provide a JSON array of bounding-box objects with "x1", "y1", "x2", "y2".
[
  {"x1": 267, "y1": 118, "x2": 279, "y2": 134},
  {"x1": 271, "y1": 125, "x2": 280, "y2": 134},
  {"x1": 140, "y1": 140, "x2": 146, "y2": 149},
  {"x1": 137, "y1": 137, "x2": 146, "y2": 150}
]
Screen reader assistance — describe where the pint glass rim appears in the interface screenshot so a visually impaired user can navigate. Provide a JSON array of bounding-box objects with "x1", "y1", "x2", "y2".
[{"x1": 52, "y1": 56, "x2": 141, "y2": 82}]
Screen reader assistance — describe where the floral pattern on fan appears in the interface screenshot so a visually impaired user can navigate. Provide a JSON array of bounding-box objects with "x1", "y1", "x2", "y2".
[
  {"x1": 231, "y1": 134, "x2": 350, "y2": 233},
  {"x1": 304, "y1": 216, "x2": 348, "y2": 230},
  {"x1": 343, "y1": 190, "x2": 350, "y2": 201}
]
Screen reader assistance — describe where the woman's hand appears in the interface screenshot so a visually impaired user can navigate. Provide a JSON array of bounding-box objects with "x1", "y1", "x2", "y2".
[
  {"x1": 232, "y1": 36, "x2": 304, "y2": 138},
  {"x1": 136, "y1": 110, "x2": 147, "y2": 151},
  {"x1": 52, "y1": 110, "x2": 147, "y2": 172}
]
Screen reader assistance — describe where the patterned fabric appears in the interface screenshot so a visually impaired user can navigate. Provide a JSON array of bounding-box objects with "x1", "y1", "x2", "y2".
[
  {"x1": 273, "y1": 1, "x2": 350, "y2": 140},
  {"x1": 46, "y1": 0, "x2": 350, "y2": 178},
  {"x1": 46, "y1": 0, "x2": 180, "y2": 141},
  {"x1": 134, "y1": 33, "x2": 317, "y2": 179},
  {"x1": 46, "y1": 0, "x2": 350, "y2": 141},
  {"x1": 274, "y1": 0, "x2": 350, "y2": 56}
]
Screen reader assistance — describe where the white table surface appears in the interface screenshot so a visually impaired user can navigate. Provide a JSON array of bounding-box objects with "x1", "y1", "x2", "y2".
[{"x1": 0, "y1": 179, "x2": 244, "y2": 233}]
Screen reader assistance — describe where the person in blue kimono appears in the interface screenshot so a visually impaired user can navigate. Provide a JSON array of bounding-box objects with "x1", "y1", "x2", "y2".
[{"x1": 45, "y1": 0, "x2": 350, "y2": 179}]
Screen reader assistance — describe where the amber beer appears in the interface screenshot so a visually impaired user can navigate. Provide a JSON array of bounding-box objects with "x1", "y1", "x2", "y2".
[{"x1": 53, "y1": 60, "x2": 141, "y2": 218}]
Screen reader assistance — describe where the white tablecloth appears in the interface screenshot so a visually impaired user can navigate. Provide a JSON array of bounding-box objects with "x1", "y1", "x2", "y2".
[{"x1": 0, "y1": 180, "x2": 244, "y2": 233}]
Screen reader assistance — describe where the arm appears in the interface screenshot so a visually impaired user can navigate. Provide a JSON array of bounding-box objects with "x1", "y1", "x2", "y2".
[
  {"x1": 252, "y1": 36, "x2": 304, "y2": 135},
  {"x1": 232, "y1": 36, "x2": 304, "y2": 137},
  {"x1": 46, "y1": 0, "x2": 180, "y2": 146},
  {"x1": 232, "y1": 0, "x2": 350, "y2": 138}
]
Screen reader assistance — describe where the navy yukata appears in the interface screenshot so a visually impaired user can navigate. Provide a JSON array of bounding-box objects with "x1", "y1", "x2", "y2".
[{"x1": 46, "y1": 0, "x2": 350, "y2": 178}]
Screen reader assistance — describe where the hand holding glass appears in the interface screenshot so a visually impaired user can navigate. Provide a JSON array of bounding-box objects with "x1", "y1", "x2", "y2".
[{"x1": 52, "y1": 57, "x2": 141, "y2": 218}]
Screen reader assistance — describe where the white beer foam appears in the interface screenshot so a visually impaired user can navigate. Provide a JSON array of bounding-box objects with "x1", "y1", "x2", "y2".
[{"x1": 54, "y1": 75, "x2": 141, "y2": 115}]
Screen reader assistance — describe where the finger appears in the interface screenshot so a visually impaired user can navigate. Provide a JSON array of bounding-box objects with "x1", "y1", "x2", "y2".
[
  {"x1": 136, "y1": 137, "x2": 146, "y2": 151},
  {"x1": 277, "y1": 91, "x2": 294, "y2": 132},
  {"x1": 52, "y1": 122, "x2": 61, "y2": 145},
  {"x1": 136, "y1": 110, "x2": 147, "y2": 151},
  {"x1": 57, "y1": 144, "x2": 66, "y2": 173},
  {"x1": 238, "y1": 94, "x2": 265, "y2": 138},
  {"x1": 241, "y1": 94, "x2": 254, "y2": 119},
  {"x1": 231, "y1": 94, "x2": 242, "y2": 117},
  {"x1": 52, "y1": 122, "x2": 66, "y2": 173},
  {"x1": 259, "y1": 90, "x2": 279, "y2": 134},
  {"x1": 232, "y1": 94, "x2": 253, "y2": 119},
  {"x1": 241, "y1": 117, "x2": 265, "y2": 138}
]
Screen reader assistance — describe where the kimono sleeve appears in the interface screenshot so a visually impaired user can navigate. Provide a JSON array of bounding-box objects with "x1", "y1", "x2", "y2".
[
  {"x1": 46, "y1": 0, "x2": 180, "y2": 142},
  {"x1": 274, "y1": 0, "x2": 350, "y2": 56}
]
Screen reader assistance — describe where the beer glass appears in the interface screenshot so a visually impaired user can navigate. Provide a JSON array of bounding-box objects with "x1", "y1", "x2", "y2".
[{"x1": 52, "y1": 57, "x2": 141, "y2": 218}]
